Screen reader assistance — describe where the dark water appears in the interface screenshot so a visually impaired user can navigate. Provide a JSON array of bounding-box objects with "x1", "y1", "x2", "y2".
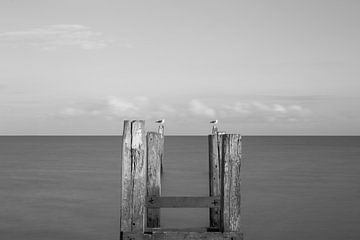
[{"x1": 0, "y1": 136, "x2": 359, "y2": 240}]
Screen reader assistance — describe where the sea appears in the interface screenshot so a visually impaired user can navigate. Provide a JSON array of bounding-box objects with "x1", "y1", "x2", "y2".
[{"x1": 0, "y1": 136, "x2": 359, "y2": 240}]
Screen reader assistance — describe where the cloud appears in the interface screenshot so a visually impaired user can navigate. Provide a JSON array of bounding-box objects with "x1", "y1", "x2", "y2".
[
  {"x1": 60, "y1": 96, "x2": 176, "y2": 120},
  {"x1": 224, "y1": 101, "x2": 311, "y2": 122},
  {"x1": 133, "y1": 96, "x2": 150, "y2": 105},
  {"x1": 189, "y1": 99, "x2": 216, "y2": 118},
  {"x1": 59, "y1": 97, "x2": 311, "y2": 124},
  {"x1": 60, "y1": 96, "x2": 139, "y2": 118},
  {"x1": 61, "y1": 97, "x2": 215, "y2": 121},
  {"x1": 106, "y1": 96, "x2": 139, "y2": 116},
  {"x1": 0, "y1": 24, "x2": 113, "y2": 50},
  {"x1": 158, "y1": 104, "x2": 176, "y2": 114}
]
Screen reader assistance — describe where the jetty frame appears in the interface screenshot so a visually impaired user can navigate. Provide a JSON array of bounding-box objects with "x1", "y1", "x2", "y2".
[{"x1": 120, "y1": 120, "x2": 243, "y2": 240}]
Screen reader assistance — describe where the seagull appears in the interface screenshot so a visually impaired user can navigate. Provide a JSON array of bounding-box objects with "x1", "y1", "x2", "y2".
[
  {"x1": 156, "y1": 119, "x2": 165, "y2": 135},
  {"x1": 210, "y1": 120, "x2": 218, "y2": 134},
  {"x1": 155, "y1": 119, "x2": 165, "y2": 124}
]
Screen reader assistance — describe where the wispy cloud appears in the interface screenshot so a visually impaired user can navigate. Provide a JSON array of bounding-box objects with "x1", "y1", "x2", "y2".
[
  {"x1": 223, "y1": 101, "x2": 311, "y2": 122},
  {"x1": 59, "y1": 97, "x2": 311, "y2": 124},
  {"x1": 60, "y1": 96, "x2": 143, "y2": 118},
  {"x1": 189, "y1": 99, "x2": 216, "y2": 118},
  {"x1": 60, "y1": 96, "x2": 177, "y2": 120},
  {"x1": 0, "y1": 24, "x2": 113, "y2": 50}
]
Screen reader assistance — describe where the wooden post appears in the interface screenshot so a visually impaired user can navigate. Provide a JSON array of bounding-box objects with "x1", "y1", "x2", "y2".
[
  {"x1": 208, "y1": 134, "x2": 224, "y2": 230},
  {"x1": 221, "y1": 134, "x2": 241, "y2": 232},
  {"x1": 121, "y1": 120, "x2": 147, "y2": 233},
  {"x1": 157, "y1": 125, "x2": 164, "y2": 174},
  {"x1": 146, "y1": 132, "x2": 163, "y2": 228}
]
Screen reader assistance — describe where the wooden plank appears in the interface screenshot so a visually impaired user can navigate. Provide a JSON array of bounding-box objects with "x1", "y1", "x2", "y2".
[
  {"x1": 221, "y1": 134, "x2": 242, "y2": 232},
  {"x1": 146, "y1": 132, "x2": 163, "y2": 228},
  {"x1": 121, "y1": 232, "x2": 152, "y2": 240},
  {"x1": 121, "y1": 120, "x2": 147, "y2": 233},
  {"x1": 121, "y1": 231, "x2": 243, "y2": 240},
  {"x1": 144, "y1": 227, "x2": 218, "y2": 233},
  {"x1": 208, "y1": 134, "x2": 223, "y2": 229},
  {"x1": 131, "y1": 120, "x2": 147, "y2": 232},
  {"x1": 121, "y1": 120, "x2": 132, "y2": 232},
  {"x1": 146, "y1": 196, "x2": 220, "y2": 208}
]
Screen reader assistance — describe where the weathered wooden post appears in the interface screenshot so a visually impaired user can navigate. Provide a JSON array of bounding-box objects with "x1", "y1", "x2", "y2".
[
  {"x1": 209, "y1": 134, "x2": 242, "y2": 233},
  {"x1": 121, "y1": 120, "x2": 147, "y2": 233},
  {"x1": 209, "y1": 134, "x2": 223, "y2": 230},
  {"x1": 157, "y1": 125, "x2": 164, "y2": 174},
  {"x1": 221, "y1": 134, "x2": 242, "y2": 232},
  {"x1": 146, "y1": 132, "x2": 163, "y2": 228}
]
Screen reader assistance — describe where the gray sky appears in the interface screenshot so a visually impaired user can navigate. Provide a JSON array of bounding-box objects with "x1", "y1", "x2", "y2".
[{"x1": 1, "y1": 0, "x2": 359, "y2": 135}]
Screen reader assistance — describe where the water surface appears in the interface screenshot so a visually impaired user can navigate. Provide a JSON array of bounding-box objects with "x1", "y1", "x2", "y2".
[{"x1": 0, "y1": 136, "x2": 359, "y2": 240}]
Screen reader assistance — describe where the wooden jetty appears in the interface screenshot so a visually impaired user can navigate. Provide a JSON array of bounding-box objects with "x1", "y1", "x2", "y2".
[{"x1": 120, "y1": 120, "x2": 243, "y2": 240}]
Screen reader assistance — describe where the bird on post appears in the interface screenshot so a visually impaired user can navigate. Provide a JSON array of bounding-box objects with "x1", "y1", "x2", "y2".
[
  {"x1": 155, "y1": 119, "x2": 165, "y2": 135},
  {"x1": 210, "y1": 120, "x2": 218, "y2": 134}
]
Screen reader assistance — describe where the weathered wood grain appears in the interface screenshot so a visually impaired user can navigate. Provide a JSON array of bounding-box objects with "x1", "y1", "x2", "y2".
[
  {"x1": 144, "y1": 227, "x2": 218, "y2": 233},
  {"x1": 157, "y1": 126, "x2": 164, "y2": 174},
  {"x1": 221, "y1": 134, "x2": 241, "y2": 232},
  {"x1": 121, "y1": 231, "x2": 243, "y2": 240},
  {"x1": 146, "y1": 196, "x2": 220, "y2": 208},
  {"x1": 121, "y1": 120, "x2": 147, "y2": 232},
  {"x1": 131, "y1": 120, "x2": 147, "y2": 231},
  {"x1": 208, "y1": 134, "x2": 223, "y2": 229},
  {"x1": 146, "y1": 132, "x2": 163, "y2": 228},
  {"x1": 121, "y1": 120, "x2": 132, "y2": 232}
]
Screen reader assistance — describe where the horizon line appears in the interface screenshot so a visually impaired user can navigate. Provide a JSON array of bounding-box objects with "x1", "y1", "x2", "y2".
[{"x1": 1, "y1": 134, "x2": 359, "y2": 137}]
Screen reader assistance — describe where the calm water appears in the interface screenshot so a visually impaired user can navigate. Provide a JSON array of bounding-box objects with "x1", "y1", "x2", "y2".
[{"x1": 0, "y1": 136, "x2": 359, "y2": 240}]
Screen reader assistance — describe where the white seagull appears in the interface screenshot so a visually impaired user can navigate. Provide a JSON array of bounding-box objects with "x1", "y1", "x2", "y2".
[
  {"x1": 156, "y1": 119, "x2": 165, "y2": 135},
  {"x1": 210, "y1": 120, "x2": 218, "y2": 134}
]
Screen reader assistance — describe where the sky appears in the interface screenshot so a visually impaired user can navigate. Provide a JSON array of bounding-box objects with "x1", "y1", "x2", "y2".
[{"x1": 0, "y1": 0, "x2": 359, "y2": 135}]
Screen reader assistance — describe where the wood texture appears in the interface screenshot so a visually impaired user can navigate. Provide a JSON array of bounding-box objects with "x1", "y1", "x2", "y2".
[
  {"x1": 121, "y1": 231, "x2": 243, "y2": 240},
  {"x1": 144, "y1": 227, "x2": 218, "y2": 233},
  {"x1": 146, "y1": 132, "x2": 163, "y2": 228},
  {"x1": 221, "y1": 134, "x2": 241, "y2": 232},
  {"x1": 121, "y1": 120, "x2": 147, "y2": 232},
  {"x1": 157, "y1": 126, "x2": 164, "y2": 174},
  {"x1": 208, "y1": 134, "x2": 223, "y2": 229},
  {"x1": 146, "y1": 196, "x2": 220, "y2": 208},
  {"x1": 121, "y1": 120, "x2": 132, "y2": 232}
]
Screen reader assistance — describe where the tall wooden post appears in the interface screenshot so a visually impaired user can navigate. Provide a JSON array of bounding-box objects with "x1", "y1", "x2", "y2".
[
  {"x1": 221, "y1": 134, "x2": 242, "y2": 232},
  {"x1": 121, "y1": 120, "x2": 147, "y2": 233},
  {"x1": 209, "y1": 134, "x2": 242, "y2": 232},
  {"x1": 146, "y1": 132, "x2": 163, "y2": 228},
  {"x1": 208, "y1": 134, "x2": 224, "y2": 230}
]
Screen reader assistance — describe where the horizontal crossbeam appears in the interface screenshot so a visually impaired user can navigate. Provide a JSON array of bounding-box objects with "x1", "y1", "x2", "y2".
[
  {"x1": 121, "y1": 231, "x2": 243, "y2": 240},
  {"x1": 146, "y1": 196, "x2": 221, "y2": 208},
  {"x1": 144, "y1": 227, "x2": 219, "y2": 233}
]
